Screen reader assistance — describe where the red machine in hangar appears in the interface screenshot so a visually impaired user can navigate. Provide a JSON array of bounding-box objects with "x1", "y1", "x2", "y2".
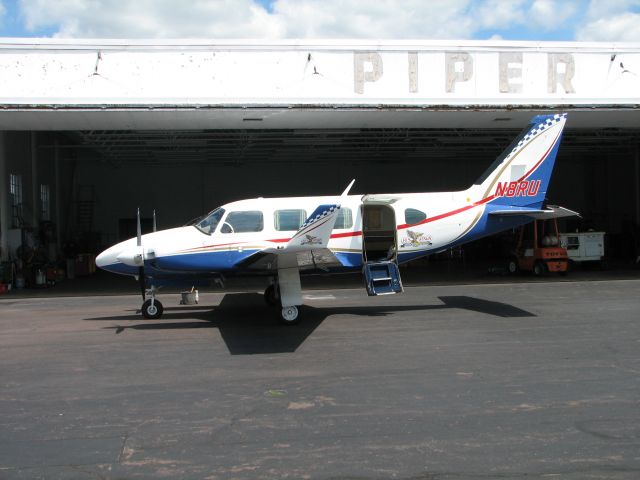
[{"x1": 508, "y1": 217, "x2": 570, "y2": 276}]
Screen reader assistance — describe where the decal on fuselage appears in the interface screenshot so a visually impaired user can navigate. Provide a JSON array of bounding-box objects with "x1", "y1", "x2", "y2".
[
  {"x1": 301, "y1": 234, "x2": 322, "y2": 245},
  {"x1": 400, "y1": 230, "x2": 433, "y2": 248}
]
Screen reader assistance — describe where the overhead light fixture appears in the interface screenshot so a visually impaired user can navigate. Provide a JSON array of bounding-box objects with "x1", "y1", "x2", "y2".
[
  {"x1": 243, "y1": 118, "x2": 263, "y2": 122},
  {"x1": 493, "y1": 117, "x2": 511, "y2": 122}
]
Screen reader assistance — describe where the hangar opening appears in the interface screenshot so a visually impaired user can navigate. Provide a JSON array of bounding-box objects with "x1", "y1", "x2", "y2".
[
  {"x1": 4, "y1": 119, "x2": 639, "y2": 255},
  {"x1": 1, "y1": 39, "x2": 640, "y2": 290}
]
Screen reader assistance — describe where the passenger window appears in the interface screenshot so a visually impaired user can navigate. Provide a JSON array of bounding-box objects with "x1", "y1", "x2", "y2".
[
  {"x1": 222, "y1": 211, "x2": 264, "y2": 233},
  {"x1": 405, "y1": 208, "x2": 427, "y2": 225},
  {"x1": 335, "y1": 208, "x2": 353, "y2": 229},
  {"x1": 274, "y1": 209, "x2": 307, "y2": 231}
]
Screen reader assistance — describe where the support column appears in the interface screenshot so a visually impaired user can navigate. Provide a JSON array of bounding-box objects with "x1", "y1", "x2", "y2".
[
  {"x1": 54, "y1": 138, "x2": 61, "y2": 247},
  {"x1": 635, "y1": 145, "x2": 640, "y2": 226},
  {"x1": 0, "y1": 132, "x2": 8, "y2": 261},
  {"x1": 31, "y1": 132, "x2": 38, "y2": 227}
]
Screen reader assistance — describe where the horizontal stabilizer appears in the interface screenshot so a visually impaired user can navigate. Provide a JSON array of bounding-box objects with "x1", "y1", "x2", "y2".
[{"x1": 489, "y1": 205, "x2": 580, "y2": 220}]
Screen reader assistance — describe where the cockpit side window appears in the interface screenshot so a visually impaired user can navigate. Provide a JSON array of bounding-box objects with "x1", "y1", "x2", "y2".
[
  {"x1": 195, "y1": 208, "x2": 225, "y2": 235},
  {"x1": 221, "y1": 211, "x2": 264, "y2": 234}
]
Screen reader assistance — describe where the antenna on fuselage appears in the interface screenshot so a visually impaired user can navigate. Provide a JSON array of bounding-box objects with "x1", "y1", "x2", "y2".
[
  {"x1": 153, "y1": 210, "x2": 157, "y2": 232},
  {"x1": 341, "y1": 179, "x2": 356, "y2": 196}
]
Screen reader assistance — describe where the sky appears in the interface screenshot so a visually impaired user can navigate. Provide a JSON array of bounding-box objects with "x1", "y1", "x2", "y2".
[{"x1": 0, "y1": 0, "x2": 639, "y2": 41}]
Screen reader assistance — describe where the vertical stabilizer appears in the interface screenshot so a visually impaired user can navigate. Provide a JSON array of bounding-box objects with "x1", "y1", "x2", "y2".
[{"x1": 473, "y1": 113, "x2": 567, "y2": 209}]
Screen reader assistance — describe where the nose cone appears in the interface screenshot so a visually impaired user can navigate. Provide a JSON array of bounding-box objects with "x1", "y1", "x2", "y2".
[
  {"x1": 96, "y1": 239, "x2": 139, "y2": 275},
  {"x1": 96, "y1": 245, "x2": 119, "y2": 269}
]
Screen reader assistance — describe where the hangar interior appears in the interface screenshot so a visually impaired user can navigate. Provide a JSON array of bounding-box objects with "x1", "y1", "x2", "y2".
[
  {"x1": 1, "y1": 112, "x2": 639, "y2": 280},
  {"x1": 1, "y1": 39, "x2": 640, "y2": 287}
]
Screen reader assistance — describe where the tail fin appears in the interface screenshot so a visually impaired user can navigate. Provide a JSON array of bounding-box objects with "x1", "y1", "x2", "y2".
[{"x1": 472, "y1": 113, "x2": 567, "y2": 209}]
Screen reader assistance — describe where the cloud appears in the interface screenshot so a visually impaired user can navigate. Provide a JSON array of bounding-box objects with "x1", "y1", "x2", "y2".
[
  {"x1": 583, "y1": 0, "x2": 640, "y2": 20},
  {"x1": 528, "y1": 0, "x2": 579, "y2": 30},
  {"x1": 576, "y1": 11, "x2": 640, "y2": 41},
  {"x1": 17, "y1": 0, "x2": 482, "y2": 39},
  {"x1": 575, "y1": 0, "x2": 640, "y2": 41},
  {"x1": 19, "y1": 0, "x2": 284, "y2": 38},
  {"x1": 14, "y1": 0, "x2": 640, "y2": 41},
  {"x1": 471, "y1": 0, "x2": 527, "y2": 30},
  {"x1": 0, "y1": 1, "x2": 6, "y2": 25},
  {"x1": 272, "y1": 0, "x2": 476, "y2": 39}
]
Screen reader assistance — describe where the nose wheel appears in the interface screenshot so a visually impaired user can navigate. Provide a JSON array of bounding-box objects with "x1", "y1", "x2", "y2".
[
  {"x1": 141, "y1": 298, "x2": 163, "y2": 319},
  {"x1": 141, "y1": 286, "x2": 164, "y2": 319}
]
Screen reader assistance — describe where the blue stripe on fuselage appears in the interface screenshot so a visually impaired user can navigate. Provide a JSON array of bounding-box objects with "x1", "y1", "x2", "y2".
[{"x1": 152, "y1": 249, "x2": 261, "y2": 272}]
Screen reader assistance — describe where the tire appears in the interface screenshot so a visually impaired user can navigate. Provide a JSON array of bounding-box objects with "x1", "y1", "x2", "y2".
[
  {"x1": 533, "y1": 261, "x2": 546, "y2": 276},
  {"x1": 264, "y1": 284, "x2": 279, "y2": 306},
  {"x1": 142, "y1": 299, "x2": 164, "y2": 319},
  {"x1": 507, "y1": 258, "x2": 519, "y2": 275},
  {"x1": 280, "y1": 305, "x2": 300, "y2": 325}
]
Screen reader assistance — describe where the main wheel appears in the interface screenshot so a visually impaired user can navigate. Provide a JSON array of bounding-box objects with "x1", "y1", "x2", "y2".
[
  {"x1": 142, "y1": 299, "x2": 164, "y2": 319},
  {"x1": 507, "y1": 257, "x2": 519, "y2": 275},
  {"x1": 280, "y1": 305, "x2": 300, "y2": 325},
  {"x1": 264, "y1": 284, "x2": 279, "y2": 306},
  {"x1": 533, "y1": 261, "x2": 546, "y2": 276}
]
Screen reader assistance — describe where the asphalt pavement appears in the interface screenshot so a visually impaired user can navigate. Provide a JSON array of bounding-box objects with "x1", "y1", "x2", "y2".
[{"x1": 1, "y1": 278, "x2": 640, "y2": 479}]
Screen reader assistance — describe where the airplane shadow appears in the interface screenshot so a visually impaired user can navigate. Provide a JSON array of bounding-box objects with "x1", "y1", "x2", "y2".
[{"x1": 85, "y1": 293, "x2": 535, "y2": 355}]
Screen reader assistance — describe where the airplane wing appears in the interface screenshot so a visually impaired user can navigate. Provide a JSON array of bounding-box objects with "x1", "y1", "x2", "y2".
[
  {"x1": 285, "y1": 203, "x2": 342, "y2": 251},
  {"x1": 235, "y1": 203, "x2": 345, "y2": 271},
  {"x1": 235, "y1": 181, "x2": 356, "y2": 271},
  {"x1": 489, "y1": 205, "x2": 580, "y2": 219},
  {"x1": 235, "y1": 247, "x2": 342, "y2": 271}
]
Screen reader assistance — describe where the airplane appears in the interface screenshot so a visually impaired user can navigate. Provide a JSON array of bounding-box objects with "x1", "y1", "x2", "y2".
[{"x1": 96, "y1": 113, "x2": 577, "y2": 325}]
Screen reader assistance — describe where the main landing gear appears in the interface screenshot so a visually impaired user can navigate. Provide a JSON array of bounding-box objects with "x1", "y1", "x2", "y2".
[
  {"x1": 141, "y1": 287, "x2": 164, "y2": 319},
  {"x1": 264, "y1": 274, "x2": 301, "y2": 325},
  {"x1": 264, "y1": 283, "x2": 279, "y2": 306},
  {"x1": 280, "y1": 305, "x2": 299, "y2": 324}
]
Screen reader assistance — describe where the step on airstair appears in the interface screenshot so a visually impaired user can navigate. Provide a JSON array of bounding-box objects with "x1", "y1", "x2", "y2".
[{"x1": 363, "y1": 261, "x2": 403, "y2": 296}]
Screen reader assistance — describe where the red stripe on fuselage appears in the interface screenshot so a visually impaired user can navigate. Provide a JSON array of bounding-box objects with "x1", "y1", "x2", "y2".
[
  {"x1": 183, "y1": 126, "x2": 562, "y2": 251},
  {"x1": 397, "y1": 126, "x2": 561, "y2": 230}
]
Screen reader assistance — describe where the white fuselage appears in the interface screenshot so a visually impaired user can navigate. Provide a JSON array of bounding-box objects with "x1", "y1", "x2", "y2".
[{"x1": 96, "y1": 188, "x2": 501, "y2": 277}]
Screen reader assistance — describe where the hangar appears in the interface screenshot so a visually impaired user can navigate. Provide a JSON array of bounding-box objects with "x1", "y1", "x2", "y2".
[{"x1": 0, "y1": 39, "x2": 639, "y2": 272}]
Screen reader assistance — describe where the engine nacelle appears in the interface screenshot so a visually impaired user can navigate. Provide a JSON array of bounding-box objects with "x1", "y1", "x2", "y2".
[{"x1": 116, "y1": 246, "x2": 145, "y2": 266}]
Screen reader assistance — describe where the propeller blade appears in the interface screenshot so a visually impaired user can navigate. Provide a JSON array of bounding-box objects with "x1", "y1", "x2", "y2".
[
  {"x1": 136, "y1": 208, "x2": 145, "y2": 300},
  {"x1": 138, "y1": 266, "x2": 145, "y2": 300},
  {"x1": 136, "y1": 207, "x2": 142, "y2": 246}
]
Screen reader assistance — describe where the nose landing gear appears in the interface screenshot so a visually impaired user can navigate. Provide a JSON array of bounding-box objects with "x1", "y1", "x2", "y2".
[{"x1": 141, "y1": 286, "x2": 164, "y2": 319}]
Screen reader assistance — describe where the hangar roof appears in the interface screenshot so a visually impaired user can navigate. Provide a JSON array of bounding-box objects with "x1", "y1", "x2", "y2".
[{"x1": 0, "y1": 39, "x2": 639, "y2": 130}]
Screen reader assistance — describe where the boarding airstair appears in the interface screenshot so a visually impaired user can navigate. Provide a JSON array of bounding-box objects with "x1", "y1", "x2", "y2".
[{"x1": 363, "y1": 260, "x2": 403, "y2": 296}]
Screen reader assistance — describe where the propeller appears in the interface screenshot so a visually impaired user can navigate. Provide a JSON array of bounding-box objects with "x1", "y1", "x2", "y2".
[{"x1": 137, "y1": 207, "x2": 145, "y2": 301}]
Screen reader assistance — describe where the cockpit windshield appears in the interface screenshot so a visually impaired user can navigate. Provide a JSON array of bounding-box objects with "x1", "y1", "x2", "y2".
[{"x1": 194, "y1": 208, "x2": 225, "y2": 235}]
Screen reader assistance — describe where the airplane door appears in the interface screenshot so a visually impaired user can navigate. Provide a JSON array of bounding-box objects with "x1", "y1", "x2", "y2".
[
  {"x1": 361, "y1": 202, "x2": 398, "y2": 263},
  {"x1": 361, "y1": 197, "x2": 403, "y2": 296}
]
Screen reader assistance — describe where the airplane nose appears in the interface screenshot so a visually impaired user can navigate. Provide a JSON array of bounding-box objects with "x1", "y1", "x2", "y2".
[{"x1": 95, "y1": 248, "x2": 117, "y2": 269}]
